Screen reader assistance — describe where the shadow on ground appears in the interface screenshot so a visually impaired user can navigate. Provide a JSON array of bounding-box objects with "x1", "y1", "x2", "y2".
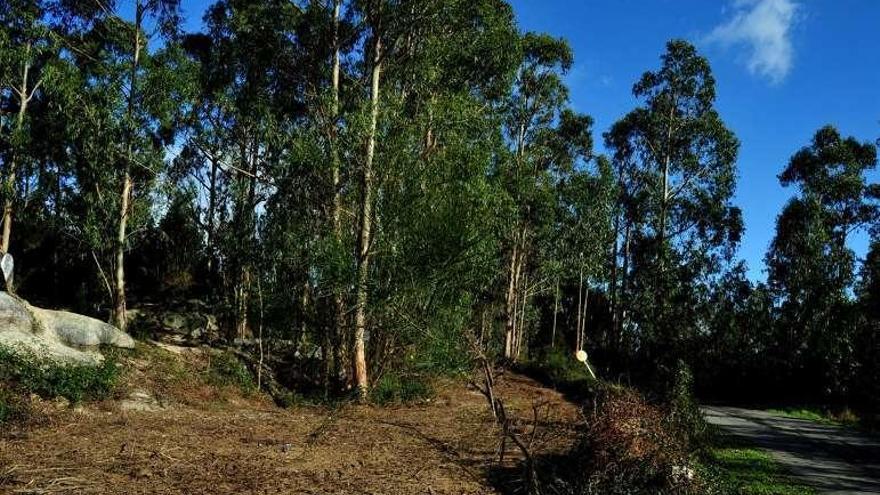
[{"x1": 704, "y1": 406, "x2": 880, "y2": 494}]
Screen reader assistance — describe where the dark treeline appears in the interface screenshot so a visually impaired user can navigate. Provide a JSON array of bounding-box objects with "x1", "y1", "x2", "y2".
[{"x1": 1, "y1": 0, "x2": 878, "y2": 407}]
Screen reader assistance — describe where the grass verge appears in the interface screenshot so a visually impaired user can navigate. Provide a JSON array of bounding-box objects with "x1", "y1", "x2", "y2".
[
  {"x1": 766, "y1": 407, "x2": 859, "y2": 428},
  {"x1": 701, "y1": 438, "x2": 815, "y2": 495}
]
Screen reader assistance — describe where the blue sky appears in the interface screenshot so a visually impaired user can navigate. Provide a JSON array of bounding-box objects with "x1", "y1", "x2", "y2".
[
  {"x1": 172, "y1": 0, "x2": 879, "y2": 281},
  {"x1": 506, "y1": 0, "x2": 880, "y2": 280}
]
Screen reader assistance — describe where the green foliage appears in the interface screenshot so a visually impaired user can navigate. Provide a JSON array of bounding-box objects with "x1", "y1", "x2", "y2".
[
  {"x1": 605, "y1": 39, "x2": 742, "y2": 389},
  {"x1": 0, "y1": 345, "x2": 119, "y2": 403},
  {"x1": 207, "y1": 351, "x2": 256, "y2": 393},
  {"x1": 763, "y1": 126, "x2": 879, "y2": 402},
  {"x1": 530, "y1": 348, "x2": 597, "y2": 388},
  {"x1": 669, "y1": 362, "x2": 711, "y2": 448},
  {"x1": 370, "y1": 373, "x2": 435, "y2": 405}
]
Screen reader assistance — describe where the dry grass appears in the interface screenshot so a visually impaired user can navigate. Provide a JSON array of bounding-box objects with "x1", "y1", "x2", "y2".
[{"x1": 0, "y1": 346, "x2": 581, "y2": 495}]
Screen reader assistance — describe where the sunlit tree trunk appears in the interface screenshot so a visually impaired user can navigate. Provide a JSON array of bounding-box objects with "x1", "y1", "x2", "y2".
[
  {"x1": 503, "y1": 241, "x2": 519, "y2": 358},
  {"x1": 580, "y1": 284, "x2": 589, "y2": 352},
  {"x1": 551, "y1": 277, "x2": 559, "y2": 348},
  {"x1": 113, "y1": 1, "x2": 143, "y2": 330},
  {"x1": 609, "y1": 213, "x2": 621, "y2": 351},
  {"x1": 353, "y1": 31, "x2": 382, "y2": 400},
  {"x1": 619, "y1": 223, "x2": 632, "y2": 339},
  {"x1": 205, "y1": 151, "x2": 219, "y2": 275},
  {"x1": 329, "y1": 0, "x2": 346, "y2": 389}
]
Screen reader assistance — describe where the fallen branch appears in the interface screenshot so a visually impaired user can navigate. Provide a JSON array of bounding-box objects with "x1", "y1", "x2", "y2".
[{"x1": 466, "y1": 333, "x2": 542, "y2": 495}]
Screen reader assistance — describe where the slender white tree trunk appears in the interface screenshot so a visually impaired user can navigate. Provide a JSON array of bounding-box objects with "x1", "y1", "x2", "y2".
[
  {"x1": 353, "y1": 32, "x2": 382, "y2": 399},
  {"x1": 580, "y1": 284, "x2": 589, "y2": 352},
  {"x1": 114, "y1": 2, "x2": 143, "y2": 330},
  {"x1": 551, "y1": 277, "x2": 559, "y2": 348},
  {"x1": 329, "y1": 0, "x2": 346, "y2": 387},
  {"x1": 503, "y1": 241, "x2": 519, "y2": 359},
  {"x1": 576, "y1": 267, "x2": 583, "y2": 351}
]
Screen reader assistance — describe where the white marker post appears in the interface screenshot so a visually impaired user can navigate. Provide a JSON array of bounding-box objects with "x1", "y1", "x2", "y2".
[
  {"x1": 575, "y1": 349, "x2": 597, "y2": 380},
  {"x1": 1, "y1": 253, "x2": 12, "y2": 292}
]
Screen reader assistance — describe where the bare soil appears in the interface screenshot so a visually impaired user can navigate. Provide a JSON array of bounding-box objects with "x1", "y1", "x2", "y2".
[{"x1": 0, "y1": 346, "x2": 583, "y2": 494}]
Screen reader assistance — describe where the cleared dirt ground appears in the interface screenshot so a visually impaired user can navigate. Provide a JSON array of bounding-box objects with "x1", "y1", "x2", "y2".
[{"x1": 0, "y1": 360, "x2": 582, "y2": 495}]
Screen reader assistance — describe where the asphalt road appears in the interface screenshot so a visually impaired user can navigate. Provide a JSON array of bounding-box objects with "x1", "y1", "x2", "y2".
[{"x1": 703, "y1": 406, "x2": 880, "y2": 494}]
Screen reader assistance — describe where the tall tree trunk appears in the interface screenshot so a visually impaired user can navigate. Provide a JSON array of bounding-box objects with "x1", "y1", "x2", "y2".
[
  {"x1": 619, "y1": 222, "x2": 632, "y2": 341},
  {"x1": 236, "y1": 267, "x2": 250, "y2": 340},
  {"x1": 551, "y1": 277, "x2": 559, "y2": 348},
  {"x1": 114, "y1": 2, "x2": 143, "y2": 330},
  {"x1": 1, "y1": 42, "x2": 32, "y2": 255},
  {"x1": 353, "y1": 32, "x2": 382, "y2": 399},
  {"x1": 654, "y1": 106, "x2": 675, "y2": 323},
  {"x1": 503, "y1": 240, "x2": 519, "y2": 359},
  {"x1": 504, "y1": 228, "x2": 526, "y2": 360},
  {"x1": 581, "y1": 284, "x2": 589, "y2": 352},
  {"x1": 576, "y1": 267, "x2": 583, "y2": 351},
  {"x1": 329, "y1": 0, "x2": 346, "y2": 388},
  {"x1": 503, "y1": 118, "x2": 528, "y2": 361},
  {"x1": 206, "y1": 152, "x2": 219, "y2": 276},
  {"x1": 516, "y1": 273, "x2": 528, "y2": 359},
  {"x1": 113, "y1": 175, "x2": 132, "y2": 329},
  {"x1": 609, "y1": 212, "x2": 621, "y2": 351}
]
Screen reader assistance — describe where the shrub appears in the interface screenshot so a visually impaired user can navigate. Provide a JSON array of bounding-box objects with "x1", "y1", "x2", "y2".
[
  {"x1": 370, "y1": 373, "x2": 434, "y2": 405},
  {"x1": 669, "y1": 361, "x2": 711, "y2": 448},
  {"x1": 542, "y1": 348, "x2": 596, "y2": 384},
  {"x1": 207, "y1": 351, "x2": 256, "y2": 393},
  {"x1": 519, "y1": 348, "x2": 599, "y2": 400},
  {"x1": 0, "y1": 345, "x2": 120, "y2": 404},
  {"x1": 574, "y1": 386, "x2": 703, "y2": 494}
]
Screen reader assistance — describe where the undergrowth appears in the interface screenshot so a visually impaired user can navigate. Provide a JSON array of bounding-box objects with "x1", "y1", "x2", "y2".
[
  {"x1": 207, "y1": 351, "x2": 256, "y2": 394},
  {"x1": 0, "y1": 345, "x2": 120, "y2": 407},
  {"x1": 519, "y1": 347, "x2": 599, "y2": 399},
  {"x1": 370, "y1": 372, "x2": 434, "y2": 405}
]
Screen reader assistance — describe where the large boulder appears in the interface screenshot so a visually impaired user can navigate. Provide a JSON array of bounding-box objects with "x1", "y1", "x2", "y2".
[
  {"x1": 0, "y1": 292, "x2": 135, "y2": 366},
  {"x1": 127, "y1": 300, "x2": 220, "y2": 345}
]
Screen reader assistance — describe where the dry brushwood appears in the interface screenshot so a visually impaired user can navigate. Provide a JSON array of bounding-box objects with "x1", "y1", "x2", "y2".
[{"x1": 466, "y1": 334, "x2": 542, "y2": 495}]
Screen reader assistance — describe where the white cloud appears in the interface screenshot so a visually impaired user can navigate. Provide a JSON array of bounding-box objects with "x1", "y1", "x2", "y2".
[{"x1": 707, "y1": 0, "x2": 800, "y2": 84}]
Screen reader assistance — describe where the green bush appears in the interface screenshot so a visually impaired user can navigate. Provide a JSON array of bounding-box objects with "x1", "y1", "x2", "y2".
[
  {"x1": 669, "y1": 361, "x2": 711, "y2": 448},
  {"x1": 370, "y1": 373, "x2": 434, "y2": 405},
  {"x1": 207, "y1": 351, "x2": 256, "y2": 393},
  {"x1": 0, "y1": 345, "x2": 120, "y2": 404},
  {"x1": 524, "y1": 348, "x2": 598, "y2": 391}
]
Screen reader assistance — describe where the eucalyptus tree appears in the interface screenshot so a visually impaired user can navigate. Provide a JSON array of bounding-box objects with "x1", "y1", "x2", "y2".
[
  {"x1": 329, "y1": 0, "x2": 523, "y2": 394},
  {"x1": 855, "y1": 239, "x2": 880, "y2": 409},
  {"x1": 605, "y1": 40, "x2": 742, "y2": 375},
  {"x1": 292, "y1": 0, "x2": 353, "y2": 390},
  {"x1": 188, "y1": 0, "x2": 306, "y2": 340},
  {"x1": 551, "y1": 154, "x2": 615, "y2": 352},
  {"x1": 53, "y1": 0, "x2": 189, "y2": 328},
  {"x1": 498, "y1": 33, "x2": 594, "y2": 361},
  {"x1": 766, "y1": 126, "x2": 879, "y2": 399},
  {"x1": 0, "y1": 0, "x2": 59, "y2": 256}
]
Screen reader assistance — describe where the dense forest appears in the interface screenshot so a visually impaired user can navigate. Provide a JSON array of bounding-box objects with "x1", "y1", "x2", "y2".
[{"x1": 1, "y1": 0, "x2": 879, "y2": 413}]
